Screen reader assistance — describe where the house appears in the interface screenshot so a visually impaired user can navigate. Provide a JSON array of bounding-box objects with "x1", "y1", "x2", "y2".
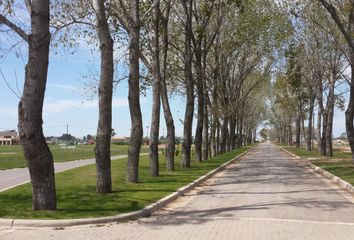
[
  {"x1": 0, "y1": 130, "x2": 20, "y2": 145},
  {"x1": 111, "y1": 136, "x2": 129, "y2": 145}
]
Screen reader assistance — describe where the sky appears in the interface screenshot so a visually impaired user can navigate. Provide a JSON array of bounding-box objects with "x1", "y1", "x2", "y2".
[
  {"x1": 0, "y1": 33, "x2": 348, "y2": 140},
  {"x1": 0, "y1": 44, "x2": 191, "y2": 139}
]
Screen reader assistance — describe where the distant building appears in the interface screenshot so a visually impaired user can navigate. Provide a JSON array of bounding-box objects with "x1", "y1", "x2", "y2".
[
  {"x1": 0, "y1": 130, "x2": 20, "y2": 145},
  {"x1": 111, "y1": 136, "x2": 129, "y2": 145},
  {"x1": 46, "y1": 136, "x2": 60, "y2": 145}
]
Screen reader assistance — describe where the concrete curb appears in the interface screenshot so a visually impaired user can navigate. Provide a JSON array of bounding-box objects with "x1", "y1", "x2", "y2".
[
  {"x1": 278, "y1": 146, "x2": 354, "y2": 193},
  {"x1": 0, "y1": 148, "x2": 252, "y2": 228},
  {"x1": 309, "y1": 164, "x2": 354, "y2": 193}
]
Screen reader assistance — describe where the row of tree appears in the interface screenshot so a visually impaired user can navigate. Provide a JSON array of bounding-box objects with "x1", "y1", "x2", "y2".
[
  {"x1": 0, "y1": 0, "x2": 286, "y2": 210},
  {"x1": 268, "y1": 1, "x2": 354, "y2": 159}
]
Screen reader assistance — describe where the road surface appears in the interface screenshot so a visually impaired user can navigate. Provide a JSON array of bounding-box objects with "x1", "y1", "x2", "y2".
[{"x1": 2, "y1": 144, "x2": 354, "y2": 240}]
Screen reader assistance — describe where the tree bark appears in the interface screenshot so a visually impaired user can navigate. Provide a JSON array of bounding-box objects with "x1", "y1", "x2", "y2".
[
  {"x1": 126, "y1": 0, "x2": 143, "y2": 183},
  {"x1": 346, "y1": 59, "x2": 354, "y2": 161},
  {"x1": 93, "y1": 0, "x2": 114, "y2": 193},
  {"x1": 238, "y1": 116, "x2": 243, "y2": 147},
  {"x1": 18, "y1": 0, "x2": 56, "y2": 210},
  {"x1": 325, "y1": 83, "x2": 334, "y2": 157},
  {"x1": 161, "y1": 85, "x2": 175, "y2": 171},
  {"x1": 210, "y1": 122, "x2": 216, "y2": 157},
  {"x1": 295, "y1": 111, "x2": 301, "y2": 148},
  {"x1": 306, "y1": 93, "x2": 315, "y2": 151},
  {"x1": 317, "y1": 102, "x2": 323, "y2": 154},
  {"x1": 149, "y1": 0, "x2": 161, "y2": 177},
  {"x1": 202, "y1": 91, "x2": 209, "y2": 160},
  {"x1": 194, "y1": 48, "x2": 204, "y2": 162},
  {"x1": 220, "y1": 117, "x2": 228, "y2": 154},
  {"x1": 160, "y1": 0, "x2": 175, "y2": 171},
  {"x1": 319, "y1": 1, "x2": 354, "y2": 161},
  {"x1": 321, "y1": 111, "x2": 328, "y2": 156},
  {"x1": 287, "y1": 123, "x2": 292, "y2": 146},
  {"x1": 181, "y1": 0, "x2": 194, "y2": 168},
  {"x1": 216, "y1": 120, "x2": 221, "y2": 155},
  {"x1": 229, "y1": 116, "x2": 236, "y2": 150}
]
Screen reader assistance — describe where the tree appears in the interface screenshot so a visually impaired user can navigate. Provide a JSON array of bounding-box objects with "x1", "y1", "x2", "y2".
[
  {"x1": 93, "y1": 0, "x2": 114, "y2": 193},
  {"x1": 318, "y1": 0, "x2": 354, "y2": 160},
  {"x1": 0, "y1": 0, "x2": 56, "y2": 210},
  {"x1": 180, "y1": 0, "x2": 194, "y2": 168},
  {"x1": 149, "y1": 0, "x2": 162, "y2": 177},
  {"x1": 126, "y1": 0, "x2": 143, "y2": 182},
  {"x1": 159, "y1": 0, "x2": 176, "y2": 171}
]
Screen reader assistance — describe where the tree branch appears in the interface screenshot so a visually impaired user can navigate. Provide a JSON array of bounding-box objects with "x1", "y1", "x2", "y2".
[
  {"x1": 0, "y1": 14, "x2": 29, "y2": 42},
  {"x1": 319, "y1": 0, "x2": 354, "y2": 52}
]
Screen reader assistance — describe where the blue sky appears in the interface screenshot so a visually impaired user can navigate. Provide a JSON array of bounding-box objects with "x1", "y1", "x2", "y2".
[
  {"x1": 0, "y1": 45, "x2": 190, "y2": 139},
  {"x1": 0, "y1": 40, "x2": 348, "y2": 139}
]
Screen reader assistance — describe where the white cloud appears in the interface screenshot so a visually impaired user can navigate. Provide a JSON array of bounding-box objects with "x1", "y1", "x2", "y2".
[{"x1": 43, "y1": 97, "x2": 129, "y2": 114}]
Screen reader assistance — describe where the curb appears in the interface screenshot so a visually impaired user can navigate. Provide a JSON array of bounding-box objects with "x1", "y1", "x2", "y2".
[
  {"x1": 0, "y1": 148, "x2": 252, "y2": 228},
  {"x1": 279, "y1": 146, "x2": 354, "y2": 193},
  {"x1": 309, "y1": 164, "x2": 354, "y2": 192}
]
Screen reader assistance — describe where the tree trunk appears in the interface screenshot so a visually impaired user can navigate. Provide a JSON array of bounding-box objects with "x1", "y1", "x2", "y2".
[
  {"x1": 194, "y1": 48, "x2": 204, "y2": 162},
  {"x1": 126, "y1": 0, "x2": 143, "y2": 183},
  {"x1": 160, "y1": 0, "x2": 175, "y2": 171},
  {"x1": 346, "y1": 69, "x2": 354, "y2": 161},
  {"x1": 317, "y1": 103, "x2": 323, "y2": 154},
  {"x1": 18, "y1": 0, "x2": 56, "y2": 210},
  {"x1": 238, "y1": 117, "x2": 243, "y2": 147},
  {"x1": 181, "y1": 0, "x2": 194, "y2": 168},
  {"x1": 93, "y1": 0, "x2": 113, "y2": 193},
  {"x1": 210, "y1": 121, "x2": 216, "y2": 157},
  {"x1": 287, "y1": 123, "x2": 292, "y2": 146},
  {"x1": 325, "y1": 77, "x2": 335, "y2": 157},
  {"x1": 229, "y1": 116, "x2": 236, "y2": 150},
  {"x1": 202, "y1": 91, "x2": 209, "y2": 160},
  {"x1": 295, "y1": 111, "x2": 301, "y2": 148},
  {"x1": 149, "y1": 0, "x2": 161, "y2": 177},
  {"x1": 220, "y1": 117, "x2": 228, "y2": 154},
  {"x1": 306, "y1": 93, "x2": 315, "y2": 151},
  {"x1": 216, "y1": 121, "x2": 221, "y2": 155},
  {"x1": 321, "y1": 111, "x2": 328, "y2": 156},
  {"x1": 253, "y1": 128, "x2": 257, "y2": 143}
]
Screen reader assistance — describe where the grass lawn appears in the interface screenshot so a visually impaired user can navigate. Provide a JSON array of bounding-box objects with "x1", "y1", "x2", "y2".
[
  {"x1": 314, "y1": 162, "x2": 354, "y2": 186},
  {"x1": 281, "y1": 145, "x2": 352, "y2": 159},
  {"x1": 0, "y1": 144, "x2": 149, "y2": 170},
  {"x1": 280, "y1": 145, "x2": 354, "y2": 187},
  {"x1": 0, "y1": 146, "x2": 251, "y2": 219}
]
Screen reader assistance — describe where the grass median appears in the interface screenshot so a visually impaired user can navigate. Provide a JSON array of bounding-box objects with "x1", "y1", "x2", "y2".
[
  {"x1": 0, "y1": 146, "x2": 251, "y2": 219},
  {"x1": 280, "y1": 145, "x2": 354, "y2": 186},
  {"x1": 0, "y1": 144, "x2": 149, "y2": 170},
  {"x1": 280, "y1": 145, "x2": 353, "y2": 159}
]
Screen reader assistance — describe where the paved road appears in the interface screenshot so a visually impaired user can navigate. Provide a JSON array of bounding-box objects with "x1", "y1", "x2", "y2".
[
  {"x1": 0, "y1": 155, "x2": 130, "y2": 192},
  {"x1": 2, "y1": 144, "x2": 354, "y2": 240}
]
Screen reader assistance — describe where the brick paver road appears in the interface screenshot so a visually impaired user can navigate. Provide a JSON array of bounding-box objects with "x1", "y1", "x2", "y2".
[{"x1": 2, "y1": 143, "x2": 354, "y2": 240}]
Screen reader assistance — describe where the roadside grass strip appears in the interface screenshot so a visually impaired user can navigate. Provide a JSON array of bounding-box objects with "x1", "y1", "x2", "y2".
[{"x1": 0, "y1": 146, "x2": 251, "y2": 220}]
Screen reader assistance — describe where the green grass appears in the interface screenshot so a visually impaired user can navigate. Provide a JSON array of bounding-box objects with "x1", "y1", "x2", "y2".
[
  {"x1": 314, "y1": 162, "x2": 354, "y2": 186},
  {"x1": 281, "y1": 145, "x2": 354, "y2": 187},
  {"x1": 281, "y1": 146, "x2": 322, "y2": 158},
  {"x1": 0, "y1": 145, "x2": 149, "y2": 170},
  {"x1": 281, "y1": 146, "x2": 352, "y2": 159},
  {"x1": 0, "y1": 146, "x2": 251, "y2": 219}
]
